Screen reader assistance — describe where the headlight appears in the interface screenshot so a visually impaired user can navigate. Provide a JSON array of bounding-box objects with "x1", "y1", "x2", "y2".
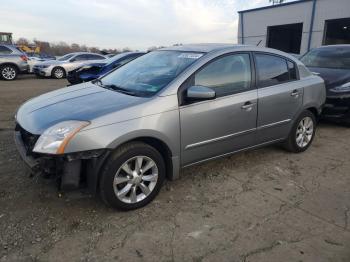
[
  {"x1": 330, "y1": 82, "x2": 350, "y2": 93},
  {"x1": 39, "y1": 65, "x2": 50, "y2": 68},
  {"x1": 33, "y1": 120, "x2": 90, "y2": 154}
]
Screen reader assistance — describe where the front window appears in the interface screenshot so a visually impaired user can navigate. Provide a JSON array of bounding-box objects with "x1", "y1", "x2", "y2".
[
  {"x1": 58, "y1": 54, "x2": 74, "y2": 61},
  {"x1": 194, "y1": 53, "x2": 252, "y2": 97},
  {"x1": 301, "y1": 47, "x2": 350, "y2": 69},
  {"x1": 100, "y1": 51, "x2": 203, "y2": 97}
]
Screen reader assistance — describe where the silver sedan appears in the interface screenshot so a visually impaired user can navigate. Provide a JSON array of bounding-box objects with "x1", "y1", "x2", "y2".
[
  {"x1": 15, "y1": 44, "x2": 325, "y2": 210},
  {"x1": 33, "y1": 52, "x2": 106, "y2": 79}
]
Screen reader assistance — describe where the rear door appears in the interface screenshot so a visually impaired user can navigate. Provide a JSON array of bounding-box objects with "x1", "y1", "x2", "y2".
[
  {"x1": 66, "y1": 54, "x2": 89, "y2": 72},
  {"x1": 254, "y1": 53, "x2": 302, "y2": 143},
  {"x1": 179, "y1": 53, "x2": 258, "y2": 166}
]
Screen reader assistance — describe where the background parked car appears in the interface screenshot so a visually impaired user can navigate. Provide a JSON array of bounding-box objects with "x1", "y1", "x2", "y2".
[
  {"x1": 300, "y1": 45, "x2": 350, "y2": 123},
  {"x1": 27, "y1": 54, "x2": 56, "y2": 73},
  {"x1": 0, "y1": 44, "x2": 29, "y2": 80},
  {"x1": 33, "y1": 52, "x2": 107, "y2": 79},
  {"x1": 67, "y1": 51, "x2": 146, "y2": 85}
]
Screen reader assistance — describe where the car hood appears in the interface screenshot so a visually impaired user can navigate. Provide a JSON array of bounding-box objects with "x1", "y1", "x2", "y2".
[
  {"x1": 308, "y1": 67, "x2": 350, "y2": 96},
  {"x1": 16, "y1": 82, "x2": 147, "y2": 134}
]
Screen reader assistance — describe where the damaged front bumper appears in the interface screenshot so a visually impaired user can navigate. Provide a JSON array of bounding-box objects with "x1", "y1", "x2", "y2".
[{"x1": 14, "y1": 124, "x2": 110, "y2": 194}]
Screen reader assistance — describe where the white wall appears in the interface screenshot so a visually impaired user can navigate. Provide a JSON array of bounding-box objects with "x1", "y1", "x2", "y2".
[
  {"x1": 310, "y1": 0, "x2": 350, "y2": 49},
  {"x1": 238, "y1": 0, "x2": 350, "y2": 54}
]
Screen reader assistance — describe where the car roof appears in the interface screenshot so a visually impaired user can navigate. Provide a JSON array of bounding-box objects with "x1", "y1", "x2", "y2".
[
  {"x1": 69, "y1": 52, "x2": 106, "y2": 56},
  {"x1": 314, "y1": 44, "x2": 350, "y2": 50},
  {"x1": 160, "y1": 43, "x2": 300, "y2": 63}
]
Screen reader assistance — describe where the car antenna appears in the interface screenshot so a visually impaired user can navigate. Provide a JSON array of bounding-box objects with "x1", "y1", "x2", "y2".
[{"x1": 256, "y1": 40, "x2": 262, "y2": 46}]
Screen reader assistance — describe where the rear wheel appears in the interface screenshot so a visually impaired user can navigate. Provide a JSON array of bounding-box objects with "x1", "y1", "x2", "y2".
[
  {"x1": 1, "y1": 65, "x2": 18, "y2": 80},
  {"x1": 284, "y1": 110, "x2": 316, "y2": 153},
  {"x1": 99, "y1": 142, "x2": 165, "y2": 210},
  {"x1": 51, "y1": 67, "x2": 66, "y2": 79}
]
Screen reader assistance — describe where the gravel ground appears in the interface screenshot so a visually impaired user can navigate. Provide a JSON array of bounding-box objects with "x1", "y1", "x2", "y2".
[{"x1": 0, "y1": 75, "x2": 350, "y2": 262}]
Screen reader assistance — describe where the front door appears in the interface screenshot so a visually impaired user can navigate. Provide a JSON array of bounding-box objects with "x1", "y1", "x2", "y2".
[{"x1": 179, "y1": 53, "x2": 258, "y2": 166}]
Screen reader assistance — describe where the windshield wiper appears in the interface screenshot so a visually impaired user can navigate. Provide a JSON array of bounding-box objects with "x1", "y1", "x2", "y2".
[
  {"x1": 92, "y1": 79, "x2": 138, "y2": 96},
  {"x1": 92, "y1": 78, "x2": 104, "y2": 86},
  {"x1": 103, "y1": 84, "x2": 138, "y2": 96}
]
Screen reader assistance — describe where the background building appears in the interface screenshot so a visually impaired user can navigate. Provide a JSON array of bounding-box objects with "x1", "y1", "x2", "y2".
[{"x1": 238, "y1": 0, "x2": 350, "y2": 55}]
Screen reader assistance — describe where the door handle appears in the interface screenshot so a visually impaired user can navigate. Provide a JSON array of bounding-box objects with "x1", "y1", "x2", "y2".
[
  {"x1": 241, "y1": 101, "x2": 253, "y2": 111},
  {"x1": 291, "y1": 89, "x2": 300, "y2": 98}
]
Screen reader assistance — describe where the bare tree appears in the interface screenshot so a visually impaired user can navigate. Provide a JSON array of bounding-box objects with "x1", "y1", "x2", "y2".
[
  {"x1": 14, "y1": 36, "x2": 133, "y2": 56},
  {"x1": 15, "y1": 37, "x2": 30, "y2": 46}
]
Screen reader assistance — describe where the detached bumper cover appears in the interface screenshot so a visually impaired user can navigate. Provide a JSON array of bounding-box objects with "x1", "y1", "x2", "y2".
[
  {"x1": 67, "y1": 70, "x2": 82, "y2": 84},
  {"x1": 33, "y1": 67, "x2": 50, "y2": 77},
  {"x1": 14, "y1": 131, "x2": 39, "y2": 170}
]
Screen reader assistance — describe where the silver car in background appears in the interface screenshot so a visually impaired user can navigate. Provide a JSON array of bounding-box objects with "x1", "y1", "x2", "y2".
[
  {"x1": 0, "y1": 44, "x2": 29, "y2": 80},
  {"x1": 33, "y1": 52, "x2": 106, "y2": 79},
  {"x1": 14, "y1": 44, "x2": 325, "y2": 210}
]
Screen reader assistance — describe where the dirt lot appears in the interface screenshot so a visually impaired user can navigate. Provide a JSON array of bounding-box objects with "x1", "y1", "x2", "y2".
[{"x1": 0, "y1": 74, "x2": 350, "y2": 262}]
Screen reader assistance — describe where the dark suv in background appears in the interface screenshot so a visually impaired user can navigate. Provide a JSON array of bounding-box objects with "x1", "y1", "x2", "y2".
[
  {"x1": 301, "y1": 45, "x2": 350, "y2": 123},
  {"x1": 0, "y1": 44, "x2": 29, "y2": 80}
]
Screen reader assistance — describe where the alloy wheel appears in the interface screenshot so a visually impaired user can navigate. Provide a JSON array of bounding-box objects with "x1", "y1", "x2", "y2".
[
  {"x1": 2, "y1": 66, "x2": 16, "y2": 80},
  {"x1": 54, "y1": 68, "x2": 64, "y2": 78},
  {"x1": 113, "y1": 156, "x2": 158, "y2": 204},
  {"x1": 296, "y1": 116, "x2": 314, "y2": 148}
]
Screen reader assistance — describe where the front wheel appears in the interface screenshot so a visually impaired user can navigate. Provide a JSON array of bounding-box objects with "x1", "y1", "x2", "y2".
[
  {"x1": 1, "y1": 65, "x2": 18, "y2": 80},
  {"x1": 51, "y1": 67, "x2": 66, "y2": 79},
  {"x1": 99, "y1": 142, "x2": 165, "y2": 210},
  {"x1": 284, "y1": 110, "x2": 316, "y2": 153}
]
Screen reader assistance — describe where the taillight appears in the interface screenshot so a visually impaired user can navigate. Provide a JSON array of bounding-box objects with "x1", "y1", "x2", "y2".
[{"x1": 20, "y1": 55, "x2": 28, "y2": 61}]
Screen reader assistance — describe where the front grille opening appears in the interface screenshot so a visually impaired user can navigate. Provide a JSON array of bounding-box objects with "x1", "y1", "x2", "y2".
[{"x1": 15, "y1": 124, "x2": 40, "y2": 156}]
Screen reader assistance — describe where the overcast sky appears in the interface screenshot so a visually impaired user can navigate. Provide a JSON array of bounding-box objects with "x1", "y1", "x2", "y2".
[{"x1": 0, "y1": 0, "x2": 293, "y2": 50}]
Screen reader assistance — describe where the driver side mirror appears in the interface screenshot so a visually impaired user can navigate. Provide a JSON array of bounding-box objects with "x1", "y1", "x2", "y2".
[{"x1": 186, "y1": 85, "x2": 216, "y2": 101}]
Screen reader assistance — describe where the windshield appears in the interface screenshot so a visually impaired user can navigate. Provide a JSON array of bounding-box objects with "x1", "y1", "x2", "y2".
[
  {"x1": 301, "y1": 47, "x2": 350, "y2": 69},
  {"x1": 58, "y1": 54, "x2": 75, "y2": 61},
  {"x1": 100, "y1": 50, "x2": 203, "y2": 96}
]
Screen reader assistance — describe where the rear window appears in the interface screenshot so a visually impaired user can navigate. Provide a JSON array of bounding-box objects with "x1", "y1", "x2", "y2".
[
  {"x1": 301, "y1": 47, "x2": 350, "y2": 69},
  {"x1": 0, "y1": 46, "x2": 12, "y2": 54},
  {"x1": 255, "y1": 54, "x2": 292, "y2": 88}
]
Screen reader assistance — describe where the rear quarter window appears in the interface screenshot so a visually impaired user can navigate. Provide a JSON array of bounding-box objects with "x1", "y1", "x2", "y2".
[{"x1": 0, "y1": 46, "x2": 12, "y2": 55}]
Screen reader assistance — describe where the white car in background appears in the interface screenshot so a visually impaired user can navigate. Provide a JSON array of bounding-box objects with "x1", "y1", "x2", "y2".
[
  {"x1": 27, "y1": 56, "x2": 47, "y2": 73},
  {"x1": 33, "y1": 52, "x2": 107, "y2": 79}
]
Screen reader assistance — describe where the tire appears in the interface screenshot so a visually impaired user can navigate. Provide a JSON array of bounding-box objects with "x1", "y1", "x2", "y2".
[
  {"x1": 99, "y1": 142, "x2": 166, "y2": 210},
  {"x1": 51, "y1": 67, "x2": 66, "y2": 79},
  {"x1": 0, "y1": 64, "x2": 18, "y2": 80},
  {"x1": 284, "y1": 110, "x2": 316, "y2": 153}
]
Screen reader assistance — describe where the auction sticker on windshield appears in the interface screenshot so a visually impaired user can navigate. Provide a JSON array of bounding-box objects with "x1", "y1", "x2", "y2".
[{"x1": 178, "y1": 53, "x2": 203, "y2": 59}]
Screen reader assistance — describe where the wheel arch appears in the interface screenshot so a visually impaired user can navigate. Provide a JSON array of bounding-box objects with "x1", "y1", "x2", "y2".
[
  {"x1": 306, "y1": 107, "x2": 319, "y2": 120},
  {"x1": 113, "y1": 136, "x2": 175, "y2": 181},
  {"x1": 0, "y1": 62, "x2": 20, "y2": 71}
]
